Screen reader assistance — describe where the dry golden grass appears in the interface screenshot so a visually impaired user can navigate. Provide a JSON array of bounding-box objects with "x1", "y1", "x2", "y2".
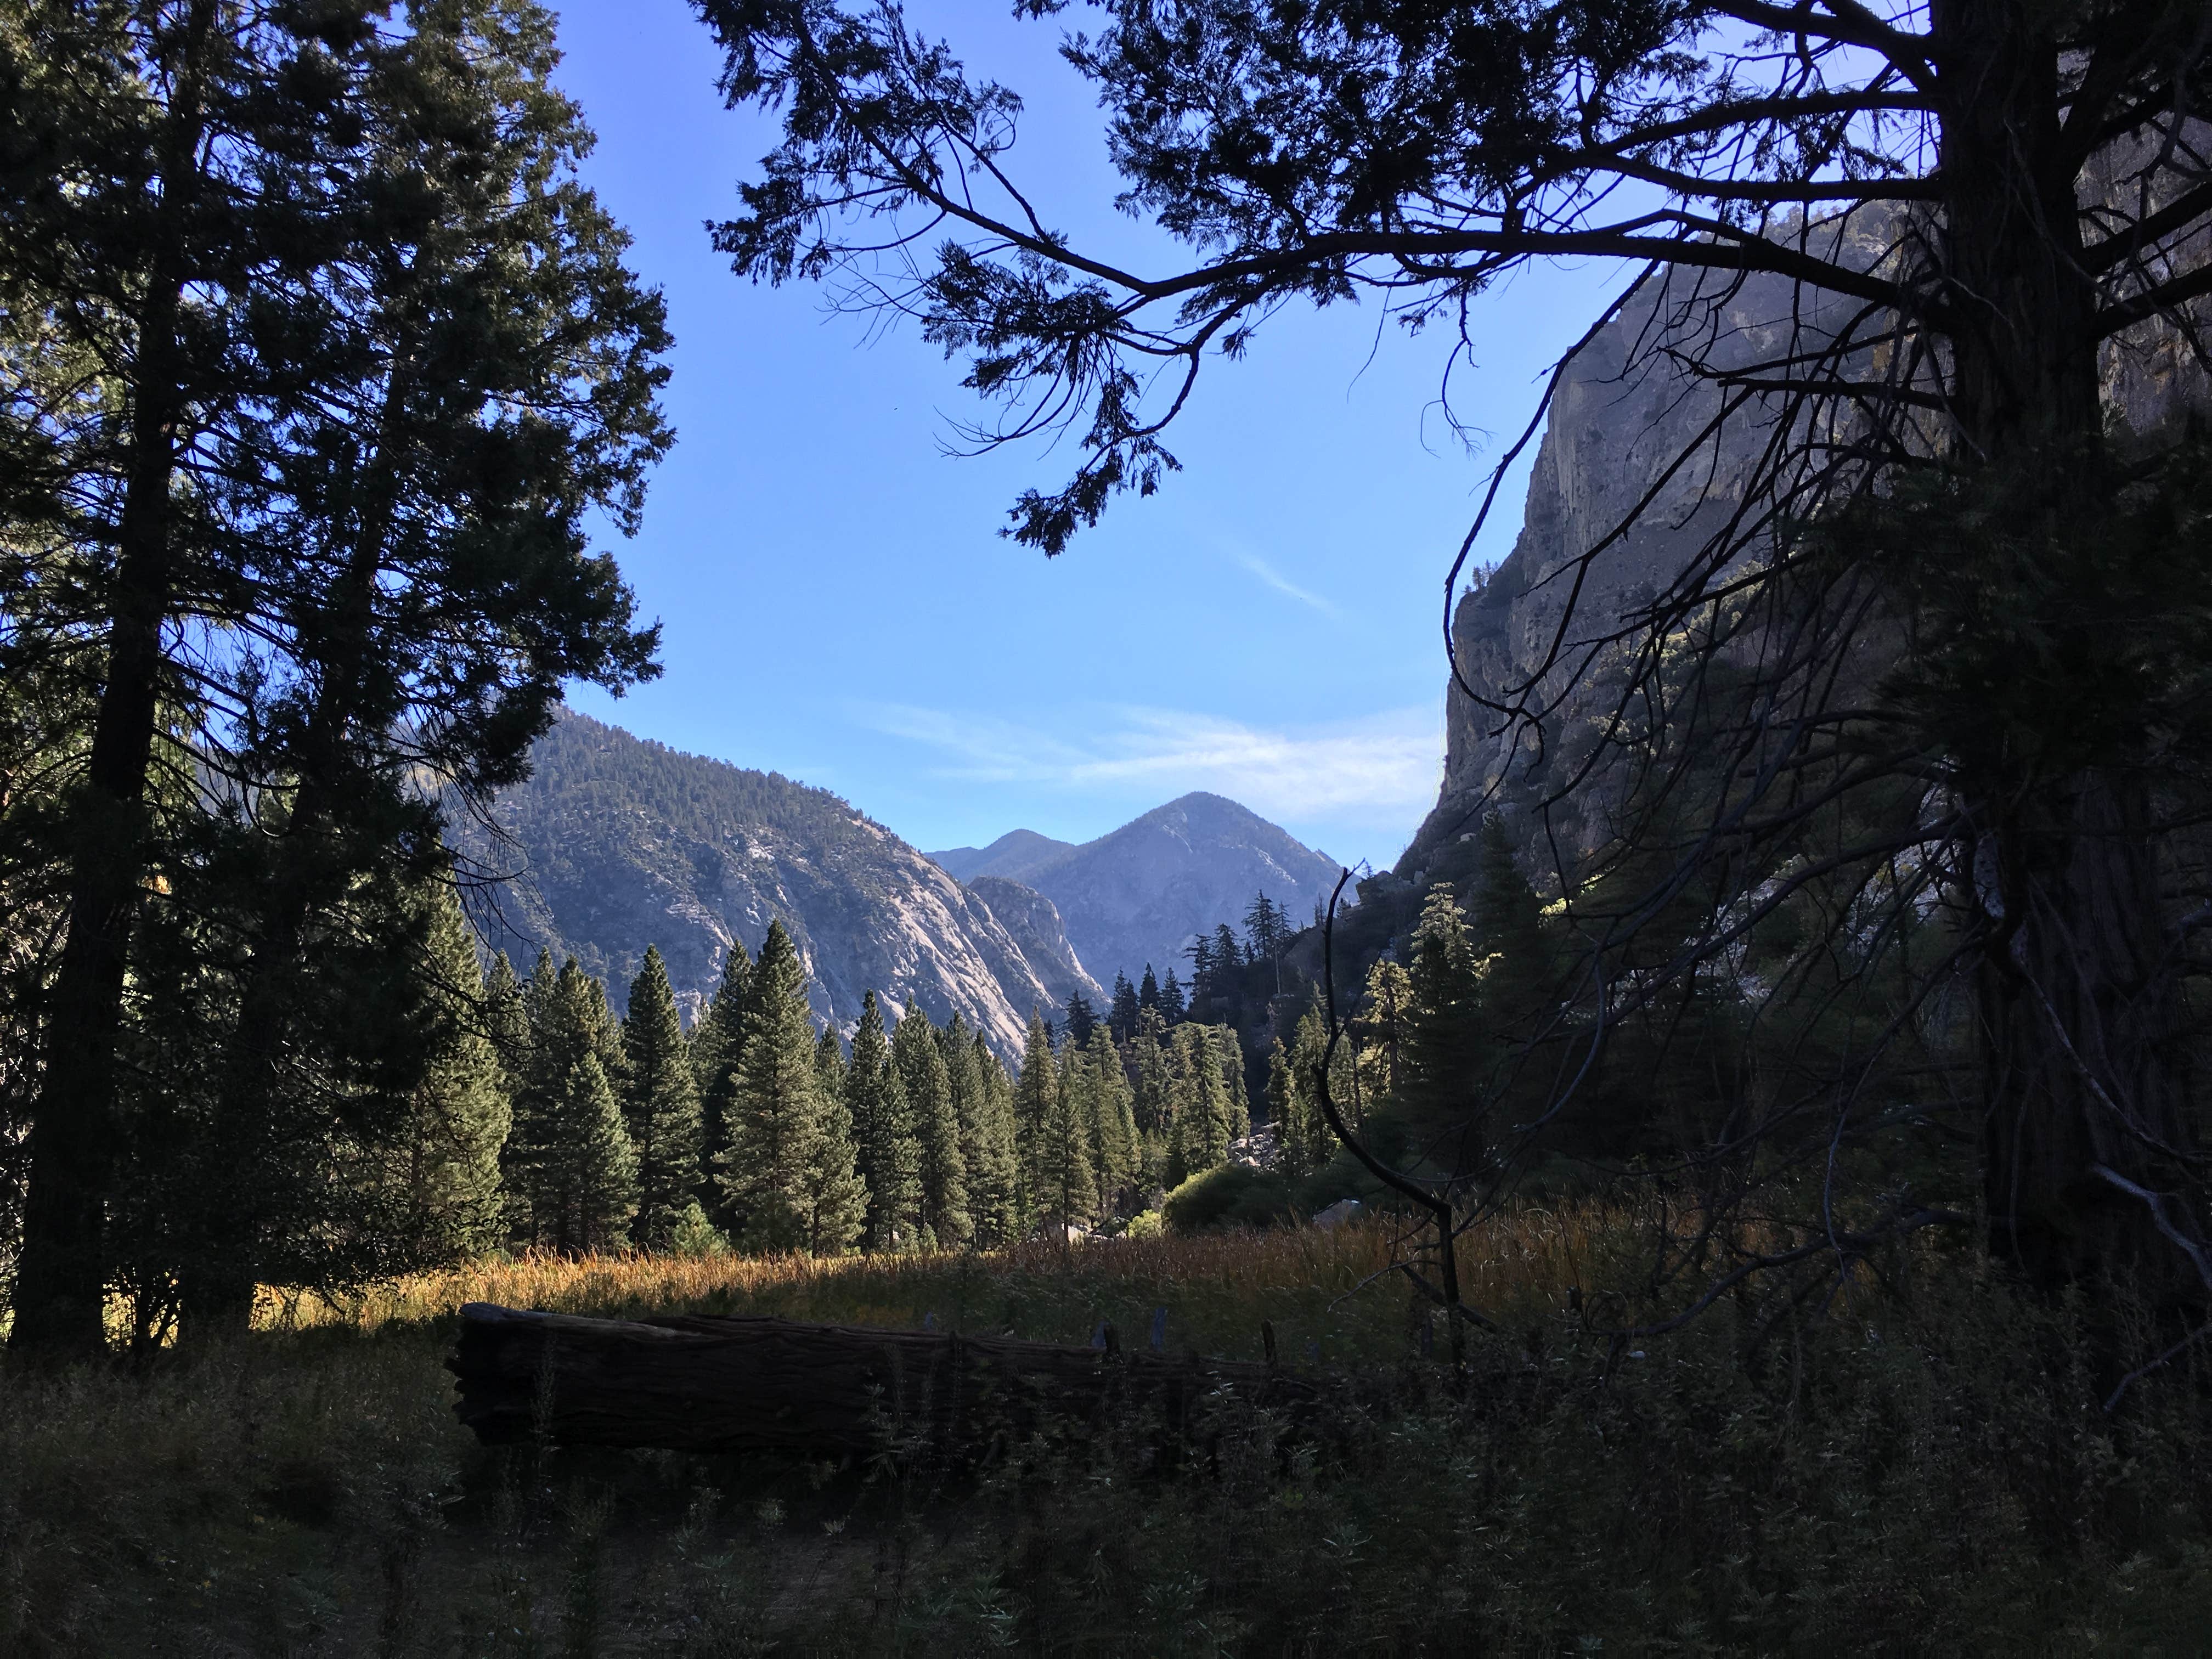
[
  {"x1": 257, "y1": 1209, "x2": 1602, "y2": 1365},
  {"x1": 8, "y1": 1211, "x2": 2208, "y2": 1656}
]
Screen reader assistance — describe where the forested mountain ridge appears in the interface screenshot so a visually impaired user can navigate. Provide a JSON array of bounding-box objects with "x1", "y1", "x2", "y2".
[
  {"x1": 929, "y1": 794, "x2": 1339, "y2": 991},
  {"x1": 466, "y1": 713, "x2": 1081, "y2": 1056}
]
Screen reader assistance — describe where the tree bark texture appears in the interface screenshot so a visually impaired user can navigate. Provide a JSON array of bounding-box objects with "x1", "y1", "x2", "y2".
[
  {"x1": 1928, "y1": 0, "x2": 2208, "y2": 1300},
  {"x1": 10, "y1": 1, "x2": 219, "y2": 1357},
  {"x1": 448, "y1": 1304, "x2": 1321, "y2": 1459}
]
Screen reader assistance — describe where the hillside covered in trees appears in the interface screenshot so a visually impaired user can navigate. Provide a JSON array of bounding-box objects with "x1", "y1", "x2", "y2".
[{"x1": 467, "y1": 712, "x2": 1098, "y2": 1056}]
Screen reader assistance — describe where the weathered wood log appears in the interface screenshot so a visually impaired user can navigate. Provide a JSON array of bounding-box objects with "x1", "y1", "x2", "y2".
[{"x1": 448, "y1": 1304, "x2": 1324, "y2": 1459}]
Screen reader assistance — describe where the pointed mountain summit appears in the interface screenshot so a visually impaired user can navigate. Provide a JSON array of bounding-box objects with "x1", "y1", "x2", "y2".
[
  {"x1": 931, "y1": 793, "x2": 1339, "y2": 992},
  {"x1": 928, "y1": 828, "x2": 1076, "y2": 885}
]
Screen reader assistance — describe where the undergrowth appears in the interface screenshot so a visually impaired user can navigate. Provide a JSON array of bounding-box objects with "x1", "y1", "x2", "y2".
[{"x1": 3, "y1": 1217, "x2": 2208, "y2": 1655}]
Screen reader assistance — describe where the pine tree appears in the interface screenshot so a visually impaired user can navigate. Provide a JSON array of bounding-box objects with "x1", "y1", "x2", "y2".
[
  {"x1": 1288, "y1": 1003, "x2": 1353, "y2": 1166},
  {"x1": 1160, "y1": 970, "x2": 1187, "y2": 1024},
  {"x1": 1034, "y1": 1048, "x2": 1097, "y2": 1236},
  {"x1": 389, "y1": 891, "x2": 510, "y2": 1256},
  {"x1": 506, "y1": 955, "x2": 629, "y2": 1249},
  {"x1": 1062, "y1": 991, "x2": 1098, "y2": 1048},
  {"x1": 1108, "y1": 972, "x2": 1139, "y2": 1042},
  {"x1": 482, "y1": 951, "x2": 532, "y2": 1105},
  {"x1": 804, "y1": 1027, "x2": 867, "y2": 1255},
  {"x1": 1138, "y1": 965, "x2": 1160, "y2": 1014},
  {"x1": 1213, "y1": 924, "x2": 1245, "y2": 981},
  {"x1": 893, "y1": 998, "x2": 970, "y2": 1248},
  {"x1": 719, "y1": 921, "x2": 826, "y2": 1253},
  {"x1": 1085, "y1": 1026, "x2": 1138, "y2": 1212},
  {"x1": 1470, "y1": 814, "x2": 1553, "y2": 1035},
  {"x1": 1401, "y1": 885, "x2": 1487, "y2": 1159},
  {"x1": 1165, "y1": 1024, "x2": 1233, "y2": 1184},
  {"x1": 1012, "y1": 1009, "x2": 1059, "y2": 1228},
  {"x1": 1264, "y1": 1037, "x2": 1300, "y2": 1176},
  {"x1": 690, "y1": 936, "x2": 753, "y2": 1223},
  {"x1": 1220, "y1": 1025, "x2": 1251, "y2": 1143},
  {"x1": 1130, "y1": 1007, "x2": 1172, "y2": 1190},
  {"x1": 847, "y1": 991, "x2": 919, "y2": 1249},
  {"x1": 942, "y1": 1014, "x2": 1018, "y2": 1246},
  {"x1": 1361, "y1": 958, "x2": 1416, "y2": 1107},
  {"x1": 7, "y1": 0, "x2": 669, "y2": 1358},
  {"x1": 1183, "y1": 935, "x2": 1214, "y2": 1005},
  {"x1": 965, "y1": 1033, "x2": 1024, "y2": 1245},
  {"x1": 545, "y1": 1054, "x2": 639, "y2": 1254},
  {"x1": 623, "y1": 946, "x2": 704, "y2": 1249}
]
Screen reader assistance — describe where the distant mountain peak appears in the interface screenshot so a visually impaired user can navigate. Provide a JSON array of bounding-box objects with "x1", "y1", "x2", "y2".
[
  {"x1": 926, "y1": 828, "x2": 1075, "y2": 885},
  {"x1": 931, "y1": 795, "x2": 1339, "y2": 990},
  {"x1": 458, "y1": 713, "x2": 1089, "y2": 1059}
]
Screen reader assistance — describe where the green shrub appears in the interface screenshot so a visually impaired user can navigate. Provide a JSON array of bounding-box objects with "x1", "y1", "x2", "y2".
[{"x1": 1162, "y1": 1165, "x2": 1301, "y2": 1232}]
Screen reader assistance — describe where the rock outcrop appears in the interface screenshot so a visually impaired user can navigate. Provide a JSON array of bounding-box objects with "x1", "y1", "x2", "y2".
[
  {"x1": 1403, "y1": 201, "x2": 2212, "y2": 882},
  {"x1": 963, "y1": 876, "x2": 1105, "y2": 1019},
  {"x1": 467, "y1": 713, "x2": 1086, "y2": 1059}
]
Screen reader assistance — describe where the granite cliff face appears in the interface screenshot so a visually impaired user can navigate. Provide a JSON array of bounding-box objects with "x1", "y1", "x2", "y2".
[
  {"x1": 1404, "y1": 209, "x2": 2212, "y2": 882},
  {"x1": 470, "y1": 714, "x2": 1084, "y2": 1058},
  {"x1": 964, "y1": 876, "x2": 1104, "y2": 1017},
  {"x1": 934, "y1": 793, "x2": 1340, "y2": 990}
]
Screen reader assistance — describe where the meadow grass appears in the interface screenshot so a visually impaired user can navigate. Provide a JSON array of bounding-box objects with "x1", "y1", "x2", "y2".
[{"x1": 4, "y1": 1214, "x2": 2209, "y2": 1656}]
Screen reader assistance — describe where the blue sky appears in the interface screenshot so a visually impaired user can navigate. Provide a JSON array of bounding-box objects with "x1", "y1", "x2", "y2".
[{"x1": 546, "y1": 1, "x2": 1625, "y2": 873}]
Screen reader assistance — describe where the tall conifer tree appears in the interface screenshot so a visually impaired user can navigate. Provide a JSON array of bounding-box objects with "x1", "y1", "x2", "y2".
[
  {"x1": 804, "y1": 1027, "x2": 866, "y2": 1256},
  {"x1": 718, "y1": 920, "x2": 826, "y2": 1252},
  {"x1": 690, "y1": 938, "x2": 752, "y2": 1227},
  {"x1": 966, "y1": 1033, "x2": 1023, "y2": 1246},
  {"x1": 893, "y1": 999, "x2": 969, "y2": 1248},
  {"x1": 846, "y1": 991, "x2": 919, "y2": 1249},
  {"x1": 1108, "y1": 972, "x2": 1139, "y2": 1042},
  {"x1": 385, "y1": 891, "x2": 510, "y2": 1256},
  {"x1": 544, "y1": 1054, "x2": 638, "y2": 1254},
  {"x1": 1034, "y1": 1048, "x2": 1096, "y2": 1236},
  {"x1": 623, "y1": 945, "x2": 704, "y2": 1249},
  {"x1": 1402, "y1": 885, "x2": 1487, "y2": 1156},
  {"x1": 1012, "y1": 1009, "x2": 1059, "y2": 1227},
  {"x1": 941, "y1": 1014, "x2": 1018, "y2": 1247},
  {"x1": 1085, "y1": 1026, "x2": 1138, "y2": 1212},
  {"x1": 483, "y1": 951, "x2": 531, "y2": 1105}
]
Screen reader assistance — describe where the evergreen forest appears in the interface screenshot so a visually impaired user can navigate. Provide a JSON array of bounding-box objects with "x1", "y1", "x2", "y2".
[{"x1": 7, "y1": 0, "x2": 2212, "y2": 1651}]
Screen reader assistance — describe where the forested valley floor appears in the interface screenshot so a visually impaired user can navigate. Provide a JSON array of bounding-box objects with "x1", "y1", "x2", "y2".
[{"x1": 3, "y1": 1218, "x2": 2208, "y2": 1657}]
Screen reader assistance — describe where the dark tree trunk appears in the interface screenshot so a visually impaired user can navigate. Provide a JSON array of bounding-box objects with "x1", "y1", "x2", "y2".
[
  {"x1": 1978, "y1": 774, "x2": 2203, "y2": 1301},
  {"x1": 178, "y1": 358, "x2": 419, "y2": 1345},
  {"x1": 10, "y1": 2, "x2": 218, "y2": 1359},
  {"x1": 1932, "y1": 0, "x2": 2209, "y2": 1302},
  {"x1": 448, "y1": 1304, "x2": 1321, "y2": 1459},
  {"x1": 10, "y1": 361, "x2": 181, "y2": 1357}
]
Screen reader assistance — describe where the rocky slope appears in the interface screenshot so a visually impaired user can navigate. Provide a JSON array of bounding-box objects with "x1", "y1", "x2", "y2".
[
  {"x1": 1404, "y1": 201, "x2": 2211, "y2": 889},
  {"x1": 933, "y1": 794, "x2": 1340, "y2": 990},
  {"x1": 466, "y1": 713, "x2": 1086, "y2": 1058},
  {"x1": 964, "y1": 877, "x2": 1104, "y2": 1018}
]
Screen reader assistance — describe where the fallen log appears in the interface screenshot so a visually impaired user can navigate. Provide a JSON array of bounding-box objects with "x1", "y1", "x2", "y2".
[{"x1": 448, "y1": 1304, "x2": 1324, "y2": 1460}]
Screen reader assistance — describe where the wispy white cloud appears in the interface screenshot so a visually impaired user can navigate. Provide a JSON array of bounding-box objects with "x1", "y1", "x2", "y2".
[
  {"x1": 1228, "y1": 549, "x2": 1342, "y2": 618},
  {"x1": 861, "y1": 702, "x2": 1442, "y2": 828}
]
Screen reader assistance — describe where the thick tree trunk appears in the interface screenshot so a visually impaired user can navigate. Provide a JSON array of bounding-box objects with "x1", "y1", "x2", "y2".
[
  {"x1": 179, "y1": 360, "x2": 419, "y2": 1345},
  {"x1": 448, "y1": 1305, "x2": 1320, "y2": 1458},
  {"x1": 10, "y1": 380, "x2": 181, "y2": 1357},
  {"x1": 1979, "y1": 773, "x2": 2205, "y2": 1302},
  {"x1": 1931, "y1": 0, "x2": 2210, "y2": 1304},
  {"x1": 10, "y1": 1, "x2": 218, "y2": 1359}
]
